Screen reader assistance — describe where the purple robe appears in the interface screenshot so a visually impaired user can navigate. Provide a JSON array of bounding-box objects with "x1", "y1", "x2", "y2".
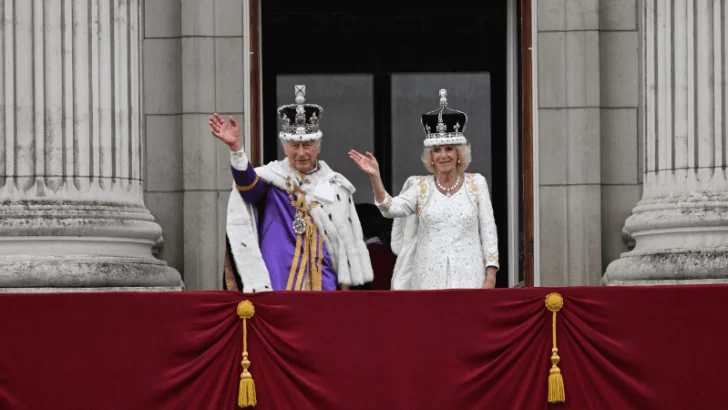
[{"x1": 231, "y1": 164, "x2": 338, "y2": 291}]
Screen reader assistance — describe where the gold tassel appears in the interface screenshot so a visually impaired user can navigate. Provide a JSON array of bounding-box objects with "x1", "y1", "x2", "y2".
[
  {"x1": 545, "y1": 293, "x2": 566, "y2": 404},
  {"x1": 237, "y1": 301, "x2": 257, "y2": 408}
]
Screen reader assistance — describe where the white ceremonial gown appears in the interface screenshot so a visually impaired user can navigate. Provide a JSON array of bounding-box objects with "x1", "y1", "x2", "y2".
[{"x1": 377, "y1": 173, "x2": 499, "y2": 290}]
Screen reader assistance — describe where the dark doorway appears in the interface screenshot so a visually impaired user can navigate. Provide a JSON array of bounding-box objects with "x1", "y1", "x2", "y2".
[{"x1": 262, "y1": 0, "x2": 516, "y2": 287}]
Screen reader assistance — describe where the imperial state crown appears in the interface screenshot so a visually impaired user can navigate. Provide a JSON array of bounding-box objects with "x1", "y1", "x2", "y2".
[{"x1": 278, "y1": 85, "x2": 324, "y2": 141}]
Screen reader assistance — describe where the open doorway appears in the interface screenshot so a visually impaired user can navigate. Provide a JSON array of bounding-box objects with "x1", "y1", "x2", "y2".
[{"x1": 256, "y1": 0, "x2": 529, "y2": 287}]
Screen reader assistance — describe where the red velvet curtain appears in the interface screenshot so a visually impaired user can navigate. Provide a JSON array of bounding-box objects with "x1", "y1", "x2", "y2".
[{"x1": 1, "y1": 286, "x2": 726, "y2": 409}]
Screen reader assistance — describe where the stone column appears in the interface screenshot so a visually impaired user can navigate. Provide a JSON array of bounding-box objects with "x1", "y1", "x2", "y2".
[
  {"x1": 604, "y1": 0, "x2": 728, "y2": 285},
  {"x1": 0, "y1": 0, "x2": 182, "y2": 291}
]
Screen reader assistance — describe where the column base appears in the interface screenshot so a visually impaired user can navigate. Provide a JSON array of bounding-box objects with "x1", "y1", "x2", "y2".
[
  {"x1": 0, "y1": 200, "x2": 184, "y2": 291},
  {"x1": 603, "y1": 250, "x2": 728, "y2": 285},
  {"x1": 0, "y1": 256, "x2": 184, "y2": 290},
  {"x1": 0, "y1": 286, "x2": 183, "y2": 293},
  {"x1": 605, "y1": 190, "x2": 728, "y2": 286}
]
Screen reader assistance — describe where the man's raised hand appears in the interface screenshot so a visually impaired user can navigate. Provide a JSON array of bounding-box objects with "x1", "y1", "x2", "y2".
[{"x1": 209, "y1": 113, "x2": 242, "y2": 152}]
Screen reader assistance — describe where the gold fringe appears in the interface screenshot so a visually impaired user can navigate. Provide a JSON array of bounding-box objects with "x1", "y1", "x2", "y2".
[
  {"x1": 545, "y1": 293, "x2": 566, "y2": 404},
  {"x1": 237, "y1": 301, "x2": 257, "y2": 408}
]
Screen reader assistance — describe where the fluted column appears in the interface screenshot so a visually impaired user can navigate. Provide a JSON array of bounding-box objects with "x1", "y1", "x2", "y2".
[
  {"x1": 0, "y1": 0, "x2": 182, "y2": 291},
  {"x1": 604, "y1": 0, "x2": 728, "y2": 285}
]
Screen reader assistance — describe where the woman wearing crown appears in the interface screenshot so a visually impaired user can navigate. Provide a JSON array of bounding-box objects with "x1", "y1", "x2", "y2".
[
  {"x1": 210, "y1": 85, "x2": 373, "y2": 292},
  {"x1": 349, "y1": 89, "x2": 499, "y2": 290}
]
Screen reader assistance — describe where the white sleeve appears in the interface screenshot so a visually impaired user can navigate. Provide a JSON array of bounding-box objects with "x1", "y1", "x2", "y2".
[
  {"x1": 476, "y1": 174, "x2": 499, "y2": 270},
  {"x1": 374, "y1": 177, "x2": 420, "y2": 218},
  {"x1": 229, "y1": 146, "x2": 249, "y2": 171}
]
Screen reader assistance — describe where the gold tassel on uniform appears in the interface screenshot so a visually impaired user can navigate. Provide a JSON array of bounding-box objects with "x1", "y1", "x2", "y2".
[
  {"x1": 545, "y1": 293, "x2": 566, "y2": 404},
  {"x1": 237, "y1": 301, "x2": 257, "y2": 408}
]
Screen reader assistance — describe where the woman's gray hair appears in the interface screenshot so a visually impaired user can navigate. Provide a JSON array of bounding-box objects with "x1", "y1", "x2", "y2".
[{"x1": 421, "y1": 143, "x2": 472, "y2": 174}]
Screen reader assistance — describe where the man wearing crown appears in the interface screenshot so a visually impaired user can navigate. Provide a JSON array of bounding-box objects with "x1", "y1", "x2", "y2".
[{"x1": 210, "y1": 85, "x2": 373, "y2": 292}]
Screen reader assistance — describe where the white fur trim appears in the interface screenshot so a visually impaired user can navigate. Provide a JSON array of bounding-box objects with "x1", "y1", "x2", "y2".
[
  {"x1": 423, "y1": 135, "x2": 467, "y2": 147},
  {"x1": 279, "y1": 130, "x2": 323, "y2": 141},
  {"x1": 226, "y1": 184, "x2": 274, "y2": 293},
  {"x1": 234, "y1": 160, "x2": 373, "y2": 287}
]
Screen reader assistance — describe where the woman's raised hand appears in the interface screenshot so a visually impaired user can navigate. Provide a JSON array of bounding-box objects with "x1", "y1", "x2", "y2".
[
  {"x1": 348, "y1": 150, "x2": 380, "y2": 177},
  {"x1": 208, "y1": 113, "x2": 242, "y2": 151}
]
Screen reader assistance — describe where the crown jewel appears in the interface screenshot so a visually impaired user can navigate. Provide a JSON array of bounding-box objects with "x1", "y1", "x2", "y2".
[
  {"x1": 421, "y1": 89, "x2": 468, "y2": 147},
  {"x1": 278, "y1": 85, "x2": 324, "y2": 141}
]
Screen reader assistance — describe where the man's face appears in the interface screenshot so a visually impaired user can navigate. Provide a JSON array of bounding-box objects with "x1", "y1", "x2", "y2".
[{"x1": 284, "y1": 141, "x2": 320, "y2": 173}]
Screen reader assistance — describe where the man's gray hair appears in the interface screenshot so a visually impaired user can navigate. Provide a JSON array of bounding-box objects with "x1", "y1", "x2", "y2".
[{"x1": 280, "y1": 138, "x2": 323, "y2": 150}]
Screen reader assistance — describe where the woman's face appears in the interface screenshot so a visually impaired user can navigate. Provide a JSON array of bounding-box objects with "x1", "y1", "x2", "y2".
[{"x1": 431, "y1": 145, "x2": 458, "y2": 174}]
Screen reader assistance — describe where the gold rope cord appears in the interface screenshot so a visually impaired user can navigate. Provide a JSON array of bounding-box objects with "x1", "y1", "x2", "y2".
[
  {"x1": 237, "y1": 301, "x2": 256, "y2": 407},
  {"x1": 545, "y1": 293, "x2": 566, "y2": 403}
]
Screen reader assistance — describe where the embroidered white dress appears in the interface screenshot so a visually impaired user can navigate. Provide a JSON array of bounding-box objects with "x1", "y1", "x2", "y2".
[
  {"x1": 377, "y1": 173, "x2": 499, "y2": 290},
  {"x1": 413, "y1": 186, "x2": 484, "y2": 289}
]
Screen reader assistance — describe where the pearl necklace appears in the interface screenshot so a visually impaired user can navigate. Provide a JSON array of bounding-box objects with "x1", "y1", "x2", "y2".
[{"x1": 435, "y1": 173, "x2": 461, "y2": 198}]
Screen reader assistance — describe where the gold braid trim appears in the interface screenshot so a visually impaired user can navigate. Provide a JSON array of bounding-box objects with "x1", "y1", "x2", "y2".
[
  {"x1": 545, "y1": 293, "x2": 566, "y2": 403},
  {"x1": 236, "y1": 176, "x2": 260, "y2": 192},
  {"x1": 237, "y1": 301, "x2": 257, "y2": 408}
]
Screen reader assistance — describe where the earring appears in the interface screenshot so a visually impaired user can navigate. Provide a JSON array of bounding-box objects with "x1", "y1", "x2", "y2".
[
  {"x1": 457, "y1": 160, "x2": 461, "y2": 163},
  {"x1": 431, "y1": 162, "x2": 434, "y2": 165}
]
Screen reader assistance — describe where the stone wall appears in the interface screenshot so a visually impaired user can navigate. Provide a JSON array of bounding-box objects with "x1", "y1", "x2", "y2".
[
  {"x1": 536, "y1": 0, "x2": 603, "y2": 286},
  {"x1": 143, "y1": 0, "x2": 184, "y2": 281},
  {"x1": 534, "y1": 0, "x2": 643, "y2": 286},
  {"x1": 144, "y1": 0, "x2": 246, "y2": 290},
  {"x1": 598, "y1": 0, "x2": 642, "y2": 276}
]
